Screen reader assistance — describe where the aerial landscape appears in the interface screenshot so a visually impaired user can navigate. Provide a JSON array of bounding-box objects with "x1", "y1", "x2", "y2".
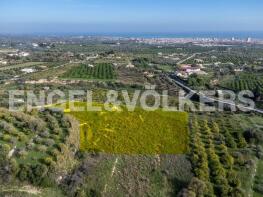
[{"x1": 0, "y1": 0, "x2": 263, "y2": 197}]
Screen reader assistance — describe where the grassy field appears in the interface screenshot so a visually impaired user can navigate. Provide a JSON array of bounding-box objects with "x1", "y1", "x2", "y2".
[
  {"x1": 0, "y1": 49, "x2": 17, "y2": 53},
  {"x1": 61, "y1": 63, "x2": 116, "y2": 81},
  {"x1": 156, "y1": 64, "x2": 175, "y2": 72},
  {"x1": 46, "y1": 102, "x2": 191, "y2": 196},
  {"x1": 64, "y1": 153, "x2": 192, "y2": 196},
  {"x1": 0, "y1": 62, "x2": 45, "y2": 71},
  {"x1": 23, "y1": 63, "x2": 79, "y2": 80},
  {"x1": 61, "y1": 102, "x2": 189, "y2": 155},
  {"x1": 104, "y1": 155, "x2": 192, "y2": 196},
  {"x1": 0, "y1": 185, "x2": 65, "y2": 197}
]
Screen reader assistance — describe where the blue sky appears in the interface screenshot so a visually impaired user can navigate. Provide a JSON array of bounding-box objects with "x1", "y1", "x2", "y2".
[{"x1": 0, "y1": 0, "x2": 263, "y2": 34}]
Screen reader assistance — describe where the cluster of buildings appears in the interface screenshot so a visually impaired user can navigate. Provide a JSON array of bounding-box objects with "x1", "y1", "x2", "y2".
[
  {"x1": 7, "y1": 51, "x2": 30, "y2": 57},
  {"x1": 0, "y1": 59, "x2": 7, "y2": 65},
  {"x1": 21, "y1": 68, "x2": 36, "y2": 74},
  {"x1": 137, "y1": 37, "x2": 263, "y2": 45},
  {"x1": 0, "y1": 50, "x2": 30, "y2": 66},
  {"x1": 175, "y1": 64, "x2": 207, "y2": 79}
]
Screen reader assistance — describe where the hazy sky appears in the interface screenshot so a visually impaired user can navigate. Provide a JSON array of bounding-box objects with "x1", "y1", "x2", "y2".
[{"x1": 0, "y1": 0, "x2": 263, "y2": 34}]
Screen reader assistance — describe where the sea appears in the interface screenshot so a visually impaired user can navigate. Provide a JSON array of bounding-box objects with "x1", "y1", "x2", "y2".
[
  {"x1": 84, "y1": 32, "x2": 263, "y2": 39},
  {"x1": 2, "y1": 32, "x2": 263, "y2": 39}
]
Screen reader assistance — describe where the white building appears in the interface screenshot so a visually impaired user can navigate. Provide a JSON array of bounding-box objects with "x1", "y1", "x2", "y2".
[
  {"x1": 32, "y1": 43, "x2": 39, "y2": 47},
  {"x1": 21, "y1": 68, "x2": 35, "y2": 73},
  {"x1": 126, "y1": 63, "x2": 135, "y2": 68},
  {"x1": 19, "y1": 52, "x2": 30, "y2": 57},
  {"x1": 88, "y1": 64, "x2": 94, "y2": 68},
  {"x1": 0, "y1": 60, "x2": 7, "y2": 65}
]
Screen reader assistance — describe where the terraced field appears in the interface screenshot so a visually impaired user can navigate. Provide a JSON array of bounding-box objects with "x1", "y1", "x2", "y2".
[
  {"x1": 221, "y1": 73, "x2": 263, "y2": 96},
  {"x1": 61, "y1": 63, "x2": 116, "y2": 80},
  {"x1": 183, "y1": 113, "x2": 263, "y2": 196}
]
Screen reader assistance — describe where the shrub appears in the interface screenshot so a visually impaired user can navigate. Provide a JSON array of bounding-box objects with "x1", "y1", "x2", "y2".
[
  {"x1": 42, "y1": 157, "x2": 55, "y2": 167},
  {"x1": 17, "y1": 150, "x2": 28, "y2": 159},
  {"x1": 233, "y1": 188, "x2": 246, "y2": 197},
  {"x1": 256, "y1": 145, "x2": 263, "y2": 159},
  {"x1": 233, "y1": 153, "x2": 245, "y2": 166},
  {"x1": 43, "y1": 138, "x2": 55, "y2": 146},
  {"x1": 48, "y1": 149, "x2": 59, "y2": 158},
  {"x1": 1, "y1": 144, "x2": 11, "y2": 153},
  {"x1": 214, "y1": 184, "x2": 230, "y2": 197},
  {"x1": 18, "y1": 165, "x2": 31, "y2": 182},
  {"x1": 212, "y1": 122, "x2": 220, "y2": 134},
  {"x1": 10, "y1": 158, "x2": 19, "y2": 175},
  {"x1": 224, "y1": 132, "x2": 236, "y2": 148},
  {"x1": 35, "y1": 145, "x2": 47, "y2": 152},
  {"x1": 61, "y1": 117, "x2": 71, "y2": 128},
  {"x1": 30, "y1": 164, "x2": 48, "y2": 185},
  {"x1": 34, "y1": 137, "x2": 43, "y2": 144},
  {"x1": 244, "y1": 128, "x2": 263, "y2": 144},
  {"x1": 254, "y1": 184, "x2": 263, "y2": 194},
  {"x1": 187, "y1": 177, "x2": 208, "y2": 196},
  {"x1": 26, "y1": 143, "x2": 35, "y2": 151},
  {"x1": 39, "y1": 130, "x2": 50, "y2": 138},
  {"x1": 227, "y1": 170, "x2": 241, "y2": 187},
  {"x1": 2, "y1": 134, "x2": 12, "y2": 142},
  {"x1": 17, "y1": 133, "x2": 28, "y2": 142},
  {"x1": 237, "y1": 135, "x2": 247, "y2": 148}
]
